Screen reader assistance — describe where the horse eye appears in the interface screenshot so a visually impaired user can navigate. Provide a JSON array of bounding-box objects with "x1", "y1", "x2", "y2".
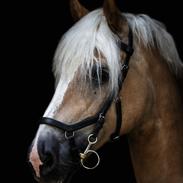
[{"x1": 91, "y1": 66, "x2": 109, "y2": 86}]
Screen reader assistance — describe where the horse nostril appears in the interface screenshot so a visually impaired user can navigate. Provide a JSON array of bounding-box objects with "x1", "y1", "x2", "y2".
[
  {"x1": 40, "y1": 152, "x2": 57, "y2": 177},
  {"x1": 37, "y1": 136, "x2": 60, "y2": 178},
  {"x1": 44, "y1": 153, "x2": 54, "y2": 167}
]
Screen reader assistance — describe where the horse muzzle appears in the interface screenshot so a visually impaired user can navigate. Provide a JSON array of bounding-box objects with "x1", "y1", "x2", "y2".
[{"x1": 28, "y1": 131, "x2": 80, "y2": 183}]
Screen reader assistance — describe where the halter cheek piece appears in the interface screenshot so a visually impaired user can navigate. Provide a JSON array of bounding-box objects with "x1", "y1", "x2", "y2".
[{"x1": 39, "y1": 27, "x2": 134, "y2": 170}]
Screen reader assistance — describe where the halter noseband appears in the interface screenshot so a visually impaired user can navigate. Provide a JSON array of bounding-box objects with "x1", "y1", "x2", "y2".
[{"x1": 39, "y1": 27, "x2": 134, "y2": 169}]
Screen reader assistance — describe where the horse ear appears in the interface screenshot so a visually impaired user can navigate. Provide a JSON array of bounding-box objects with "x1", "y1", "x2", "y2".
[
  {"x1": 70, "y1": 0, "x2": 89, "y2": 21},
  {"x1": 103, "y1": 0, "x2": 128, "y2": 39}
]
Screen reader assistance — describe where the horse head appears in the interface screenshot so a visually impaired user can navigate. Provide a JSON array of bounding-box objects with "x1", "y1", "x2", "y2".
[{"x1": 28, "y1": 0, "x2": 183, "y2": 183}]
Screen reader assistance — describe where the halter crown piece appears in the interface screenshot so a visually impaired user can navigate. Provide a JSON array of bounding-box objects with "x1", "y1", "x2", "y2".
[{"x1": 39, "y1": 26, "x2": 134, "y2": 170}]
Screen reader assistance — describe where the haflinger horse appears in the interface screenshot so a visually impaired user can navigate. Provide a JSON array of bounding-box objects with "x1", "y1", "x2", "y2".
[{"x1": 29, "y1": 0, "x2": 183, "y2": 182}]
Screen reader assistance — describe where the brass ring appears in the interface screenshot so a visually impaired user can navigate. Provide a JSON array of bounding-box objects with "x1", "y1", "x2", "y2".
[{"x1": 80, "y1": 150, "x2": 100, "y2": 170}]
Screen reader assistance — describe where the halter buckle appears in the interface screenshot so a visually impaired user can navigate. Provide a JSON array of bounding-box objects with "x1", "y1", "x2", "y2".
[
  {"x1": 121, "y1": 64, "x2": 129, "y2": 72},
  {"x1": 98, "y1": 113, "x2": 105, "y2": 121}
]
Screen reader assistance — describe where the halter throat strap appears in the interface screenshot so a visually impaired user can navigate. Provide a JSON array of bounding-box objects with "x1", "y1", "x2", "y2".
[{"x1": 109, "y1": 27, "x2": 134, "y2": 140}]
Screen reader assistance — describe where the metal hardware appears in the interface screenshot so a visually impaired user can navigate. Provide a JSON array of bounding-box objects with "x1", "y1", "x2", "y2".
[
  {"x1": 65, "y1": 131, "x2": 75, "y2": 139},
  {"x1": 80, "y1": 134, "x2": 100, "y2": 169}
]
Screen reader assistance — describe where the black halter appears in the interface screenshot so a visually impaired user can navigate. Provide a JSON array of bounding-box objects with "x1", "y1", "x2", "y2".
[{"x1": 39, "y1": 26, "x2": 134, "y2": 167}]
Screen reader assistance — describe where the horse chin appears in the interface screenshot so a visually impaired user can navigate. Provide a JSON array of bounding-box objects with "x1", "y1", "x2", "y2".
[
  {"x1": 61, "y1": 170, "x2": 77, "y2": 183},
  {"x1": 39, "y1": 168, "x2": 78, "y2": 183}
]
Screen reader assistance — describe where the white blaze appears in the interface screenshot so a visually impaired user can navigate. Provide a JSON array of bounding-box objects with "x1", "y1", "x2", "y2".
[
  {"x1": 43, "y1": 79, "x2": 72, "y2": 118},
  {"x1": 29, "y1": 69, "x2": 76, "y2": 177}
]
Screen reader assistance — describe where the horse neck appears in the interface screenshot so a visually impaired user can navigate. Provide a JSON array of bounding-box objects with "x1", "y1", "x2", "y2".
[{"x1": 128, "y1": 49, "x2": 183, "y2": 183}]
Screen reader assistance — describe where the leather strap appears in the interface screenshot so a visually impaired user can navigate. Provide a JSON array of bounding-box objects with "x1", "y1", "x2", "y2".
[
  {"x1": 110, "y1": 96, "x2": 122, "y2": 141},
  {"x1": 40, "y1": 94, "x2": 114, "y2": 133}
]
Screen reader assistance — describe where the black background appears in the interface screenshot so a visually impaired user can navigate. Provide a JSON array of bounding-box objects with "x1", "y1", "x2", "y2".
[{"x1": 5, "y1": 0, "x2": 182, "y2": 183}]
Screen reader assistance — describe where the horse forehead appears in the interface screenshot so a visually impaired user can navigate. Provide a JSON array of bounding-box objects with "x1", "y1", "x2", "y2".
[{"x1": 44, "y1": 50, "x2": 110, "y2": 118}]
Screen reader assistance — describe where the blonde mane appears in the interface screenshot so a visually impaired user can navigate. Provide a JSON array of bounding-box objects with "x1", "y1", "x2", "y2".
[
  {"x1": 53, "y1": 9, "x2": 183, "y2": 91},
  {"x1": 125, "y1": 13, "x2": 183, "y2": 75}
]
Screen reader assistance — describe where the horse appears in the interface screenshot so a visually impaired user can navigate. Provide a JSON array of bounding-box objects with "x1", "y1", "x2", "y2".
[{"x1": 28, "y1": 0, "x2": 183, "y2": 182}]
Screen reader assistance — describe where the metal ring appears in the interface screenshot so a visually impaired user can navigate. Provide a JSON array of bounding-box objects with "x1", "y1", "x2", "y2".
[
  {"x1": 65, "y1": 131, "x2": 75, "y2": 139},
  {"x1": 80, "y1": 150, "x2": 100, "y2": 170},
  {"x1": 88, "y1": 134, "x2": 97, "y2": 144}
]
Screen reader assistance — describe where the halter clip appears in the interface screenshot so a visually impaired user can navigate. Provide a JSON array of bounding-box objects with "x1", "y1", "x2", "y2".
[{"x1": 80, "y1": 134, "x2": 100, "y2": 169}]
